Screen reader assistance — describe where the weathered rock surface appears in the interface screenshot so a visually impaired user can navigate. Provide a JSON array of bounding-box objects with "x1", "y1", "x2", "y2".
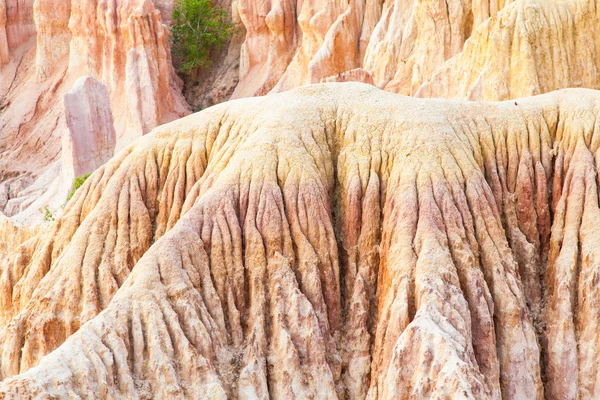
[
  {"x1": 0, "y1": 83, "x2": 600, "y2": 398},
  {"x1": 4, "y1": 0, "x2": 600, "y2": 219},
  {"x1": 189, "y1": 0, "x2": 600, "y2": 108},
  {"x1": 0, "y1": 213, "x2": 37, "y2": 259},
  {"x1": 0, "y1": 0, "x2": 189, "y2": 220},
  {"x1": 416, "y1": 0, "x2": 600, "y2": 100},
  {"x1": 62, "y1": 76, "x2": 116, "y2": 180},
  {"x1": 0, "y1": 0, "x2": 36, "y2": 66},
  {"x1": 5, "y1": 76, "x2": 118, "y2": 225}
]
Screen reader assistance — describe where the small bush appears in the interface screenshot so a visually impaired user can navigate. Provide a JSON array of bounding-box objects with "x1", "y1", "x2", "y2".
[
  {"x1": 171, "y1": 0, "x2": 233, "y2": 74},
  {"x1": 68, "y1": 173, "x2": 91, "y2": 201},
  {"x1": 39, "y1": 206, "x2": 56, "y2": 223}
]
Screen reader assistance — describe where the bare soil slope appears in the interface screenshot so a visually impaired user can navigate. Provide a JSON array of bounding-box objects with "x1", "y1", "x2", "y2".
[{"x1": 0, "y1": 83, "x2": 598, "y2": 399}]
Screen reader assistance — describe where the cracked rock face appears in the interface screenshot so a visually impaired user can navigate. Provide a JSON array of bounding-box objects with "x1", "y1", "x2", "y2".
[{"x1": 0, "y1": 83, "x2": 600, "y2": 398}]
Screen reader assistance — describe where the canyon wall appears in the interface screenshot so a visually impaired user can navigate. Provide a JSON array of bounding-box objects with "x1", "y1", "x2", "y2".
[
  {"x1": 2, "y1": 0, "x2": 599, "y2": 223},
  {"x1": 0, "y1": 83, "x2": 600, "y2": 398},
  {"x1": 192, "y1": 0, "x2": 600, "y2": 107},
  {"x1": 0, "y1": 0, "x2": 189, "y2": 223}
]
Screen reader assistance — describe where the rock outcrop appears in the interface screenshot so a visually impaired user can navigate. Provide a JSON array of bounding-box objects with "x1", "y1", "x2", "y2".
[
  {"x1": 0, "y1": 0, "x2": 36, "y2": 66},
  {"x1": 1, "y1": 83, "x2": 600, "y2": 398},
  {"x1": 0, "y1": 213, "x2": 37, "y2": 259},
  {"x1": 4, "y1": 0, "x2": 600, "y2": 220},
  {"x1": 191, "y1": 0, "x2": 600, "y2": 108},
  {"x1": 4, "y1": 76, "x2": 118, "y2": 225},
  {"x1": 0, "y1": 0, "x2": 189, "y2": 221},
  {"x1": 62, "y1": 76, "x2": 116, "y2": 180},
  {"x1": 416, "y1": 0, "x2": 600, "y2": 100}
]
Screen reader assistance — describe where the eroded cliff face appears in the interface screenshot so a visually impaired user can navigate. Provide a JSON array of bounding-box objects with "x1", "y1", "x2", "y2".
[
  {"x1": 192, "y1": 0, "x2": 600, "y2": 107},
  {"x1": 3, "y1": 0, "x2": 599, "y2": 222},
  {"x1": 0, "y1": 83, "x2": 599, "y2": 399},
  {"x1": 0, "y1": 0, "x2": 35, "y2": 66},
  {"x1": 0, "y1": 0, "x2": 189, "y2": 222}
]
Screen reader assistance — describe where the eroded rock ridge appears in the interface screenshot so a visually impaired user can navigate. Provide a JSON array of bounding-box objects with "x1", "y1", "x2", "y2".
[{"x1": 0, "y1": 84, "x2": 598, "y2": 399}]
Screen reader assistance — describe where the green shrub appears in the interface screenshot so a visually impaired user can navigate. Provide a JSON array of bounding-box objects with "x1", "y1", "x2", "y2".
[
  {"x1": 171, "y1": 0, "x2": 233, "y2": 74},
  {"x1": 68, "y1": 173, "x2": 91, "y2": 201},
  {"x1": 39, "y1": 206, "x2": 56, "y2": 223}
]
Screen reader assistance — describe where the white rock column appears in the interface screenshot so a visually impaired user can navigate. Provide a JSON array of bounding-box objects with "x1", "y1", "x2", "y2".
[{"x1": 62, "y1": 76, "x2": 116, "y2": 181}]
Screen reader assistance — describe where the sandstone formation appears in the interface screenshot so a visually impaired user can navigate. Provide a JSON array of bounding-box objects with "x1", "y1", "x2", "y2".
[
  {"x1": 0, "y1": 83, "x2": 599, "y2": 398},
  {"x1": 0, "y1": 0, "x2": 189, "y2": 221},
  {"x1": 5, "y1": 76, "x2": 118, "y2": 225},
  {"x1": 416, "y1": 0, "x2": 600, "y2": 100},
  {"x1": 0, "y1": 0, "x2": 36, "y2": 66},
  {"x1": 187, "y1": 0, "x2": 600, "y2": 109},
  {"x1": 62, "y1": 76, "x2": 116, "y2": 180},
  {"x1": 321, "y1": 68, "x2": 375, "y2": 85},
  {"x1": 3, "y1": 0, "x2": 600, "y2": 221},
  {"x1": 0, "y1": 213, "x2": 37, "y2": 260}
]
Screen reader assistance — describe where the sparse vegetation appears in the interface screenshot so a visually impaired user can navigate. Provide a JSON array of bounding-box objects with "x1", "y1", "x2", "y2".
[
  {"x1": 39, "y1": 206, "x2": 56, "y2": 222},
  {"x1": 68, "y1": 173, "x2": 91, "y2": 201},
  {"x1": 38, "y1": 173, "x2": 91, "y2": 223},
  {"x1": 171, "y1": 0, "x2": 233, "y2": 75}
]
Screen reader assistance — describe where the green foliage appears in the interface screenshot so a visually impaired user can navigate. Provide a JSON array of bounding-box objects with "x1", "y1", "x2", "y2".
[
  {"x1": 37, "y1": 173, "x2": 90, "y2": 223},
  {"x1": 68, "y1": 173, "x2": 91, "y2": 201},
  {"x1": 171, "y1": 0, "x2": 233, "y2": 74},
  {"x1": 39, "y1": 206, "x2": 56, "y2": 223}
]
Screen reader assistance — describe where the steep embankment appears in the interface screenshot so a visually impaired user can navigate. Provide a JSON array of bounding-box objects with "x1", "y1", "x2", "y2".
[{"x1": 0, "y1": 83, "x2": 599, "y2": 399}]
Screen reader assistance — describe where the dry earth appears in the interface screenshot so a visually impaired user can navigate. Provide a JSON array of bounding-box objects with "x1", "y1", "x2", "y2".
[{"x1": 0, "y1": 83, "x2": 598, "y2": 399}]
